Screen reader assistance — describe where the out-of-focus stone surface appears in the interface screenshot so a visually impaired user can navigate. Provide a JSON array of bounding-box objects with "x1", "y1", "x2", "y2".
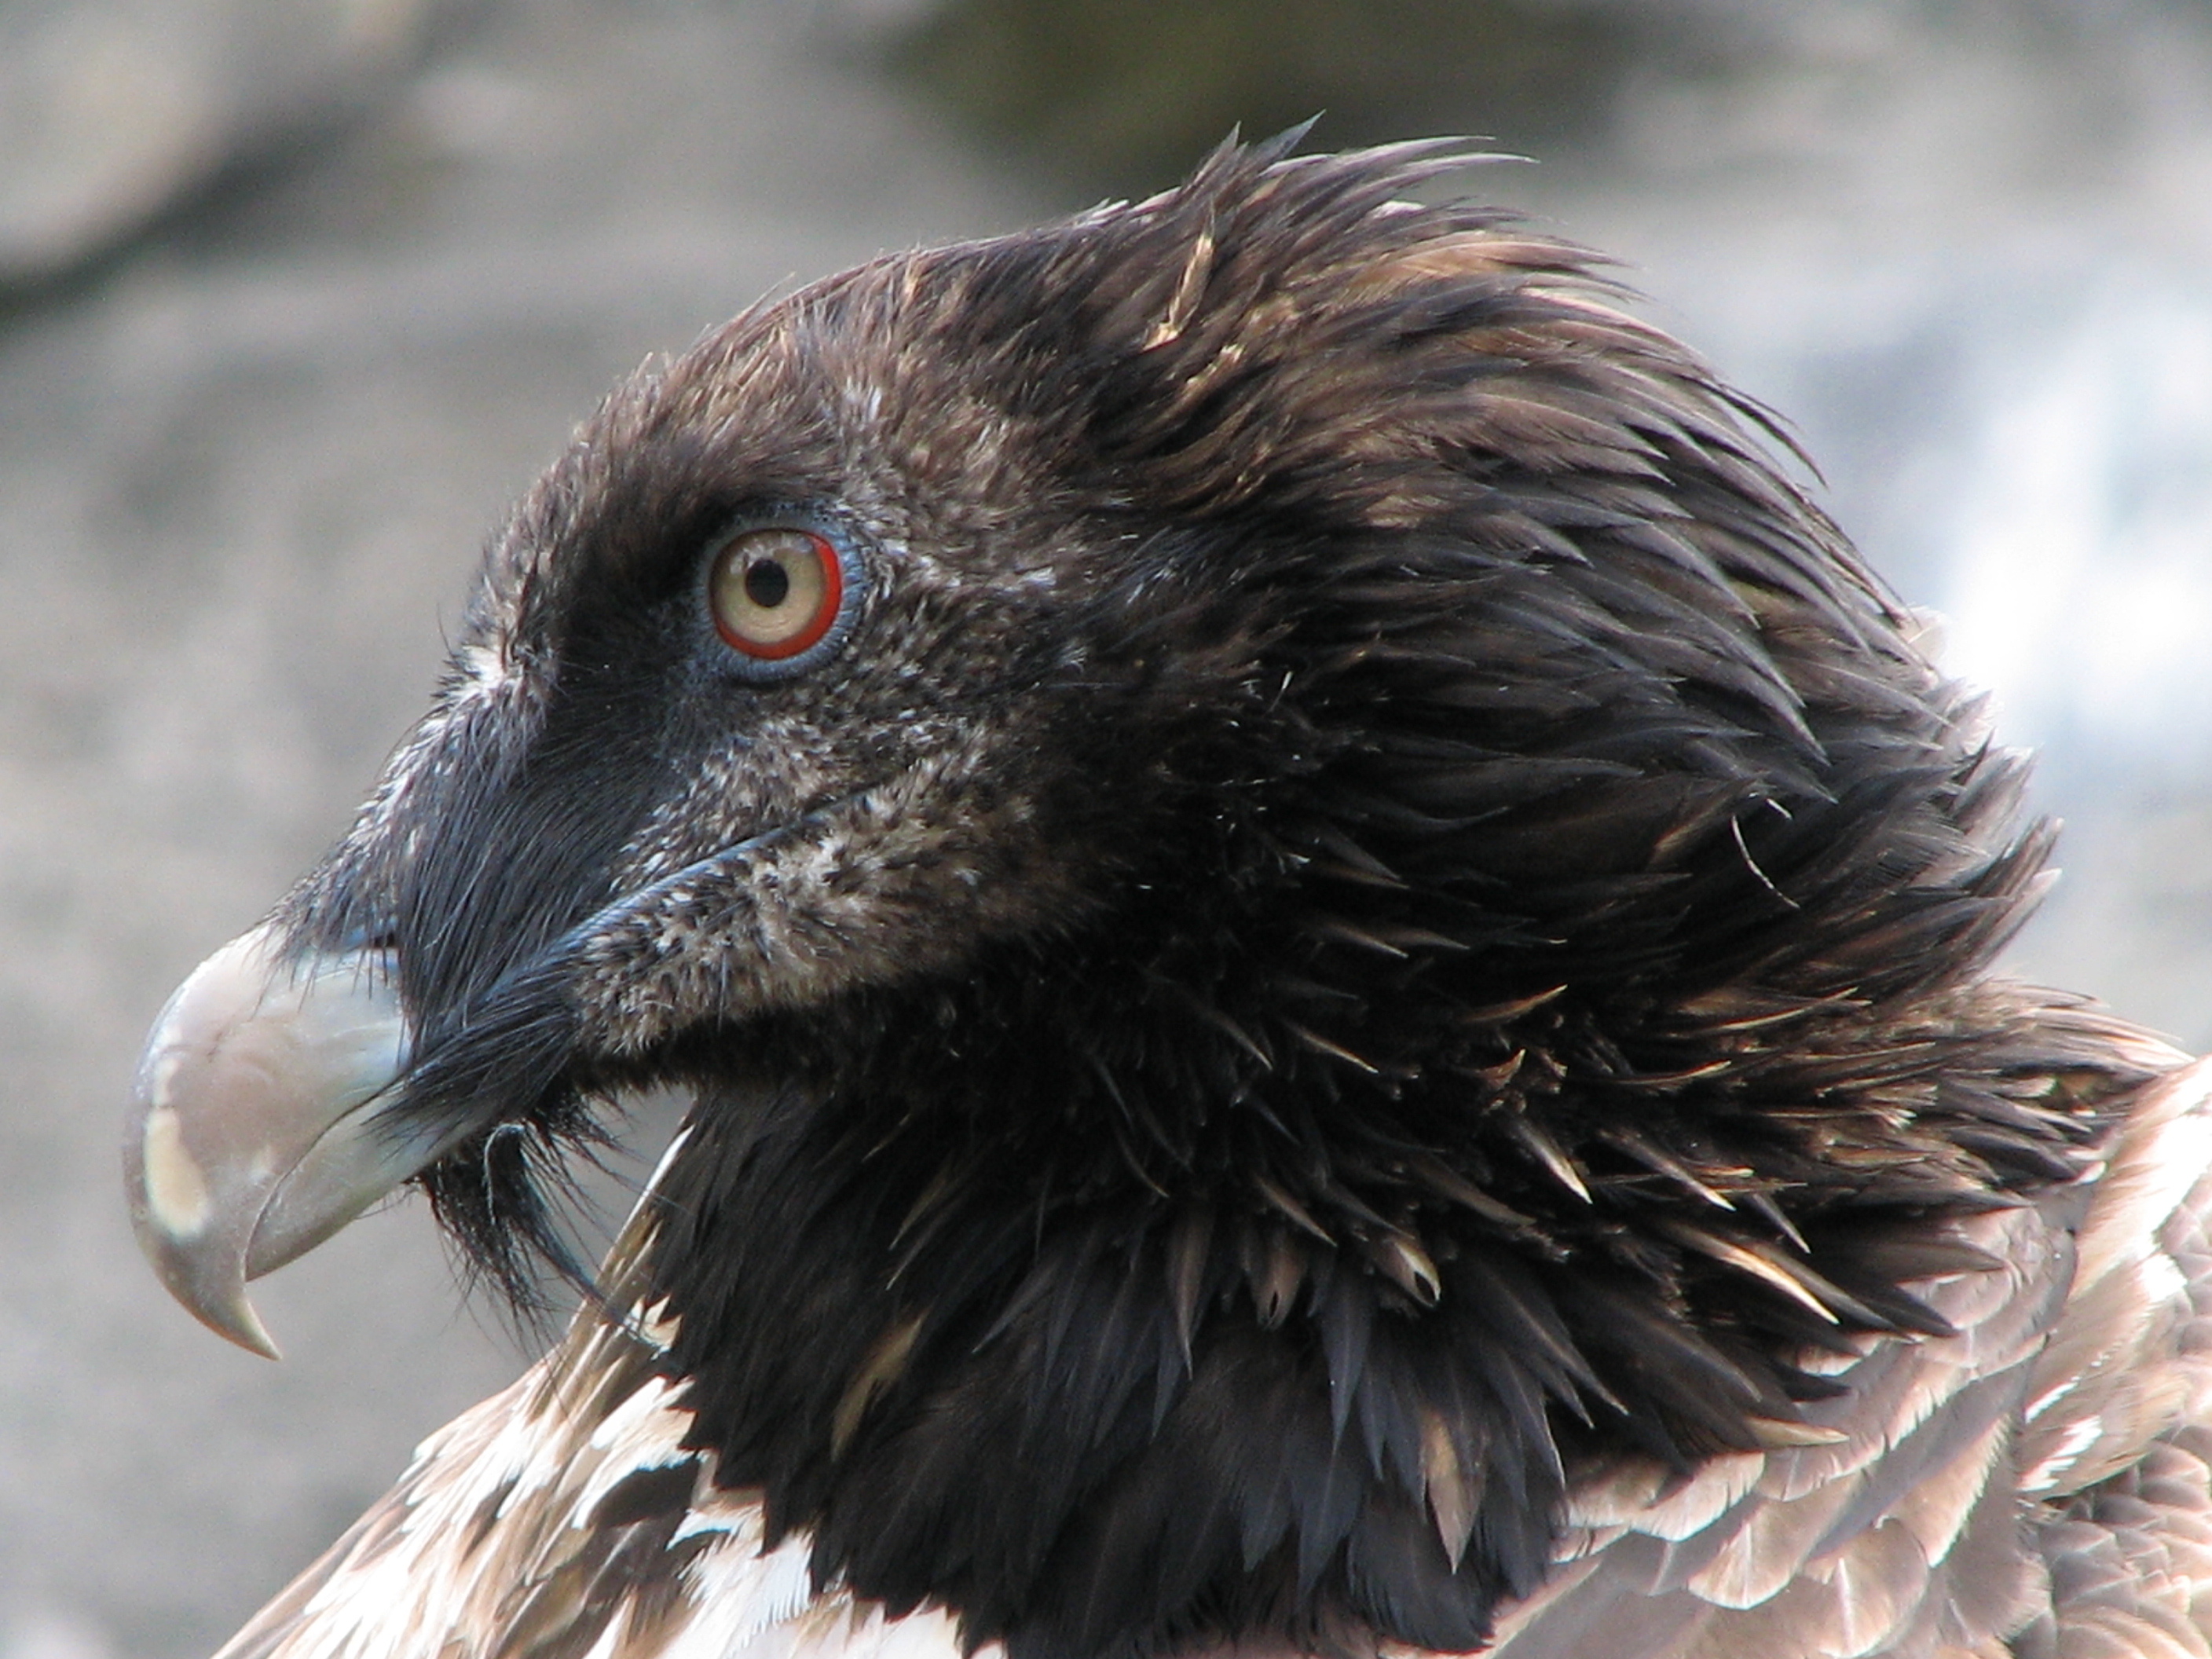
[
  {"x1": 0, "y1": 0, "x2": 460, "y2": 290},
  {"x1": 0, "y1": 2, "x2": 2207, "y2": 1657},
  {"x1": 874, "y1": 0, "x2": 1654, "y2": 190}
]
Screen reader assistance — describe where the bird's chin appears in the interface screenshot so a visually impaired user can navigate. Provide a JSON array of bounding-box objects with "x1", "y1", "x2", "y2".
[{"x1": 123, "y1": 922, "x2": 453, "y2": 1358}]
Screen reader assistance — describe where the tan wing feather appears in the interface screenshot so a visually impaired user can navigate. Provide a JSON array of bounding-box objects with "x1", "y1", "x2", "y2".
[
  {"x1": 2019, "y1": 1056, "x2": 2212, "y2": 1659},
  {"x1": 1488, "y1": 1054, "x2": 2212, "y2": 1659}
]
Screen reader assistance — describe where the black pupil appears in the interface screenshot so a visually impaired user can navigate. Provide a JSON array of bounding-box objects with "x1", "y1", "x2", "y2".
[{"x1": 744, "y1": 557, "x2": 791, "y2": 609}]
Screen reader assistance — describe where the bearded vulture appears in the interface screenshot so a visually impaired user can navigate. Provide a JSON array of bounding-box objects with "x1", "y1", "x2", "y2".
[{"x1": 126, "y1": 136, "x2": 2212, "y2": 1659}]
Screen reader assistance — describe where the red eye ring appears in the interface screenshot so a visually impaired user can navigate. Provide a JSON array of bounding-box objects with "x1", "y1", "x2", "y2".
[{"x1": 709, "y1": 528, "x2": 845, "y2": 661}]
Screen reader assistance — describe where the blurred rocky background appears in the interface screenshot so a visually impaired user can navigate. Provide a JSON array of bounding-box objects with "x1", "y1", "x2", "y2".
[{"x1": 1, "y1": 1, "x2": 2207, "y2": 1654}]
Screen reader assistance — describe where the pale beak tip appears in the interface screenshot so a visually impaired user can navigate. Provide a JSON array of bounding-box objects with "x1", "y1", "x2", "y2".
[
  {"x1": 189, "y1": 1280, "x2": 284, "y2": 1361},
  {"x1": 129, "y1": 1183, "x2": 286, "y2": 1360}
]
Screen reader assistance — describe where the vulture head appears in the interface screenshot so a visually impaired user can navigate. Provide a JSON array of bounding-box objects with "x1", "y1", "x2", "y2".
[{"x1": 125, "y1": 137, "x2": 2152, "y2": 1659}]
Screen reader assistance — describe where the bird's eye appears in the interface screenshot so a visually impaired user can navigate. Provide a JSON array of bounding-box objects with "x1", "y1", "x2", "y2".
[{"x1": 708, "y1": 527, "x2": 848, "y2": 666}]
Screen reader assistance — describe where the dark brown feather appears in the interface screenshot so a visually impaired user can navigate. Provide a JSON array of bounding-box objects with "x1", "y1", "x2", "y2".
[{"x1": 195, "y1": 137, "x2": 2212, "y2": 1659}]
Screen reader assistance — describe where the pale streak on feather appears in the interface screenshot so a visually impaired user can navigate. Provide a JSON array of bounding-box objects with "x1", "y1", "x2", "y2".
[
  {"x1": 1889, "y1": 1415, "x2": 2009, "y2": 1570},
  {"x1": 1562, "y1": 1455, "x2": 1764, "y2": 1544},
  {"x1": 1140, "y1": 227, "x2": 1215, "y2": 350}
]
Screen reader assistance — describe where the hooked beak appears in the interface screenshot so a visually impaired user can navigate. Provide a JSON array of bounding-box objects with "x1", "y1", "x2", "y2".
[{"x1": 123, "y1": 923, "x2": 447, "y2": 1357}]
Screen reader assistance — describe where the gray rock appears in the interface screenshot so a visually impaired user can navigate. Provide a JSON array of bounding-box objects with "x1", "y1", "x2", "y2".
[{"x1": 0, "y1": 0, "x2": 454, "y2": 289}]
